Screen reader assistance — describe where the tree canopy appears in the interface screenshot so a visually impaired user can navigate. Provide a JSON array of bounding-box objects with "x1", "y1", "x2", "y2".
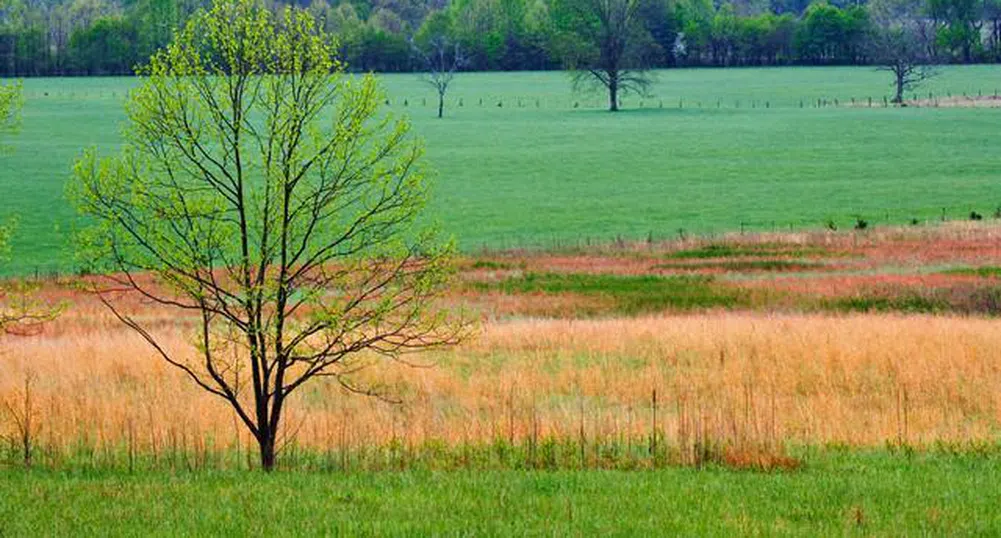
[
  {"x1": 2, "y1": 0, "x2": 1000, "y2": 77},
  {"x1": 70, "y1": 0, "x2": 461, "y2": 471}
]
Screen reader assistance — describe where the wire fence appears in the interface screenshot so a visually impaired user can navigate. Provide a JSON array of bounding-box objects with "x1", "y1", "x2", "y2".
[
  {"x1": 467, "y1": 206, "x2": 1001, "y2": 256},
  {"x1": 19, "y1": 87, "x2": 1001, "y2": 111}
]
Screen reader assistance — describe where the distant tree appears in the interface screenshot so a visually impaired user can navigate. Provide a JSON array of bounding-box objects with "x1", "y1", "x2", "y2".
[
  {"x1": 70, "y1": 0, "x2": 461, "y2": 472},
  {"x1": 869, "y1": 11, "x2": 936, "y2": 103},
  {"x1": 412, "y1": 36, "x2": 468, "y2": 118},
  {"x1": 552, "y1": 0, "x2": 659, "y2": 111},
  {"x1": 133, "y1": 0, "x2": 179, "y2": 60},
  {"x1": 985, "y1": 0, "x2": 1001, "y2": 59},
  {"x1": 67, "y1": 16, "x2": 139, "y2": 75},
  {"x1": 795, "y1": 3, "x2": 870, "y2": 64},
  {"x1": 928, "y1": 0, "x2": 982, "y2": 61},
  {"x1": 413, "y1": 12, "x2": 468, "y2": 118}
]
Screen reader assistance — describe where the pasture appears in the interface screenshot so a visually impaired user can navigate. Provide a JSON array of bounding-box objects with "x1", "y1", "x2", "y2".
[
  {"x1": 3, "y1": 65, "x2": 1001, "y2": 275},
  {"x1": 4, "y1": 64, "x2": 1001, "y2": 535},
  {"x1": 5, "y1": 224, "x2": 1001, "y2": 533}
]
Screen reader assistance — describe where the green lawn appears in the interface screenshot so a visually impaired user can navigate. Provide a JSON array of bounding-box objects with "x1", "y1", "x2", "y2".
[
  {"x1": 2, "y1": 451, "x2": 999, "y2": 536},
  {"x1": 3, "y1": 65, "x2": 1001, "y2": 274}
]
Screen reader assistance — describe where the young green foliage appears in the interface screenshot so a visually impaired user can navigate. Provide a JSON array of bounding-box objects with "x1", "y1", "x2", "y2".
[
  {"x1": 70, "y1": 0, "x2": 460, "y2": 471},
  {"x1": 0, "y1": 80, "x2": 23, "y2": 152}
]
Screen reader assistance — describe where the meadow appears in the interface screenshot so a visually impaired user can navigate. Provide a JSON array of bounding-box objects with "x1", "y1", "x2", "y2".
[
  {"x1": 5, "y1": 65, "x2": 1001, "y2": 535},
  {"x1": 4, "y1": 225, "x2": 1001, "y2": 533},
  {"x1": 4, "y1": 224, "x2": 1001, "y2": 470},
  {"x1": 2, "y1": 221, "x2": 1001, "y2": 533},
  {"x1": 4, "y1": 65, "x2": 1001, "y2": 275}
]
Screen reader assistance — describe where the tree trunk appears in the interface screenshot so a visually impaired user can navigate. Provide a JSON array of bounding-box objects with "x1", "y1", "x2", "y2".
[
  {"x1": 258, "y1": 431, "x2": 277, "y2": 472},
  {"x1": 894, "y1": 70, "x2": 904, "y2": 104},
  {"x1": 609, "y1": 77, "x2": 619, "y2": 112},
  {"x1": 438, "y1": 92, "x2": 444, "y2": 119}
]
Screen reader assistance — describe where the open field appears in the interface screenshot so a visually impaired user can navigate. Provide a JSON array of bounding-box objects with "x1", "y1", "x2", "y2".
[
  {"x1": 3, "y1": 65, "x2": 1001, "y2": 274},
  {"x1": 4, "y1": 62, "x2": 1001, "y2": 534},
  {"x1": 4, "y1": 452, "x2": 1001, "y2": 536},
  {"x1": 4, "y1": 224, "x2": 1001, "y2": 472},
  {"x1": 2, "y1": 226, "x2": 1001, "y2": 533}
]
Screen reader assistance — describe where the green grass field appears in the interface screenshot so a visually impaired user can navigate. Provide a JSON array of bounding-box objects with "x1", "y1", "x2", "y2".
[
  {"x1": 2, "y1": 451, "x2": 1000, "y2": 536},
  {"x1": 3, "y1": 65, "x2": 1000, "y2": 274}
]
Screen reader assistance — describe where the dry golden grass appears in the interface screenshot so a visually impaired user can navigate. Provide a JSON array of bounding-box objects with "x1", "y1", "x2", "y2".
[
  {"x1": 3, "y1": 307, "x2": 1000, "y2": 464},
  {"x1": 907, "y1": 95, "x2": 1001, "y2": 108},
  {"x1": 4, "y1": 223, "x2": 1001, "y2": 468}
]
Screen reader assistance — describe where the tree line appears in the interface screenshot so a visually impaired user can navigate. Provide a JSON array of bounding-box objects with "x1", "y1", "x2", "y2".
[{"x1": 1, "y1": 0, "x2": 999, "y2": 77}]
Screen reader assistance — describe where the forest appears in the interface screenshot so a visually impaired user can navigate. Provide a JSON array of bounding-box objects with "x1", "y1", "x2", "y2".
[{"x1": 1, "y1": 0, "x2": 1000, "y2": 76}]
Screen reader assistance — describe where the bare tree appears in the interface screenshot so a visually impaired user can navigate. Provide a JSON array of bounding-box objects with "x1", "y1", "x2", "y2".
[
  {"x1": 869, "y1": 5, "x2": 937, "y2": 104},
  {"x1": 412, "y1": 35, "x2": 468, "y2": 119},
  {"x1": 70, "y1": 0, "x2": 462, "y2": 471},
  {"x1": 554, "y1": 0, "x2": 657, "y2": 112}
]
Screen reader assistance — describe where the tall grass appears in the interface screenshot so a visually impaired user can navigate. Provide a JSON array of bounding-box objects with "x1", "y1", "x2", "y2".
[{"x1": 3, "y1": 309, "x2": 1000, "y2": 470}]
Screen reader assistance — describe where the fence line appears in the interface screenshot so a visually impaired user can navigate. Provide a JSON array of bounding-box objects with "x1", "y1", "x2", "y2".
[{"x1": 20, "y1": 87, "x2": 1001, "y2": 111}]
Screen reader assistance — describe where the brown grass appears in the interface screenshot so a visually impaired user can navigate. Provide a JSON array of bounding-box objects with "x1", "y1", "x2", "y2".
[
  {"x1": 906, "y1": 95, "x2": 1001, "y2": 108},
  {"x1": 3, "y1": 309, "x2": 1000, "y2": 465},
  {"x1": 3, "y1": 223, "x2": 1001, "y2": 468}
]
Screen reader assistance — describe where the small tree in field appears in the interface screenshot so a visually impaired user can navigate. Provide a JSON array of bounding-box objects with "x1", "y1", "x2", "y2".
[
  {"x1": 70, "y1": 0, "x2": 461, "y2": 471},
  {"x1": 412, "y1": 11, "x2": 468, "y2": 119},
  {"x1": 870, "y1": 21, "x2": 937, "y2": 104},
  {"x1": 412, "y1": 35, "x2": 468, "y2": 119},
  {"x1": 552, "y1": 0, "x2": 657, "y2": 112}
]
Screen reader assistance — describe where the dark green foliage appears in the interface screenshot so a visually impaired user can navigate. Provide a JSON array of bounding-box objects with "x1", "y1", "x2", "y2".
[
  {"x1": 469, "y1": 259, "x2": 519, "y2": 271},
  {"x1": 653, "y1": 260, "x2": 825, "y2": 272},
  {"x1": 943, "y1": 266, "x2": 1001, "y2": 278},
  {"x1": 826, "y1": 294, "x2": 947, "y2": 314},
  {"x1": 477, "y1": 273, "x2": 748, "y2": 314},
  {"x1": 668, "y1": 243, "x2": 830, "y2": 259},
  {"x1": 794, "y1": 3, "x2": 871, "y2": 65},
  {"x1": 2, "y1": 0, "x2": 1000, "y2": 77},
  {"x1": 67, "y1": 18, "x2": 141, "y2": 76}
]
